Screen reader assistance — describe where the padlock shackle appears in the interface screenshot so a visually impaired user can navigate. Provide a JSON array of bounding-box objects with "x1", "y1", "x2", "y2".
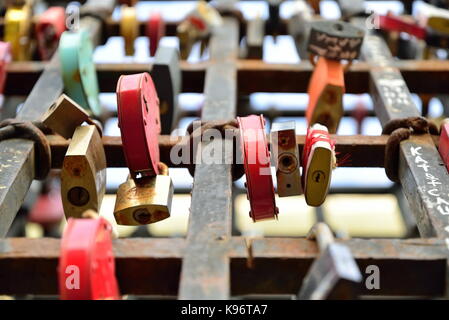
[{"x1": 306, "y1": 222, "x2": 335, "y2": 252}]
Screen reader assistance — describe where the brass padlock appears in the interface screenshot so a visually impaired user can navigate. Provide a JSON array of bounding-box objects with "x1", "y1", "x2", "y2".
[
  {"x1": 114, "y1": 162, "x2": 173, "y2": 225},
  {"x1": 4, "y1": 4, "x2": 32, "y2": 61},
  {"x1": 61, "y1": 125, "x2": 106, "y2": 219},
  {"x1": 41, "y1": 94, "x2": 102, "y2": 139},
  {"x1": 120, "y1": 5, "x2": 139, "y2": 56}
]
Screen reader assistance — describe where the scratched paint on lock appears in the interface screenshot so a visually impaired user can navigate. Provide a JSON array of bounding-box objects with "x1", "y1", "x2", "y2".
[{"x1": 59, "y1": 30, "x2": 101, "y2": 116}]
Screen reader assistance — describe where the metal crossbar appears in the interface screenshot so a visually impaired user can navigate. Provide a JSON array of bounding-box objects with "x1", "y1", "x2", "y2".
[{"x1": 0, "y1": 0, "x2": 449, "y2": 299}]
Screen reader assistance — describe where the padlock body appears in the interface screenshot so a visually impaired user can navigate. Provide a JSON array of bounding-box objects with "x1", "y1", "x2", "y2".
[
  {"x1": 4, "y1": 5, "x2": 31, "y2": 61},
  {"x1": 307, "y1": 56, "x2": 345, "y2": 133},
  {"x1": 61, "y1": 125, "x2": 106, "y2": 219},
  {"x1": 120, "y1": 6, "x2": 138, "y2": 56},
  {"x1": 117, "y1": 72, "x2": 161, "y2": 176},
  {"x1": 42, "y1": 94, "x2": 91, "y2": 139},
  {"x1": 298, "y1": 243, "x2": 362, "y2": 300},
  {"x1": 271, "y1": 121, "x2": 303, "y2": 197},
  {"x1": 114, "y1": 174, "x2": 173, "y2": 225}
]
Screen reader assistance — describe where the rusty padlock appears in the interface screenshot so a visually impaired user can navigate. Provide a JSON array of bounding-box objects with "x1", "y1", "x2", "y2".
[
  {"x1": 41, "y1": 94, "x2": 102, "y2": 139},
  {"x1": 270, "y1": 121, "x2": 303, "y2": 197},
  {"x1": 61, "y1": 125, "x2": 106, "y2": 219},
  {"x1": 114, "y1": 162, "x2": 173, "y2": 225},
  {"x1": 307, "y1": 56, "x2": 345, "y2": 134}
]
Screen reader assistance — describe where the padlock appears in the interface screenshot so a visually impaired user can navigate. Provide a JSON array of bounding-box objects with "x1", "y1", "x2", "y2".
[
  {"x1": 61, "y1": 125, "x2": 106, "y2": 219},
  {"x1": 439, "y1": 122, "x2": 449, "y2": 172},
  {"x1": 120, "y1": 5, "x2": 139, "y2": 56},
  {"x1": 35, "y1": 7, "x2": 66, "y2": 61},
  {"x1": 301, "y1": 124, "x2": 335, "y2": 207},
  {"x1": 114, "y1": 162, "x2": 173, "y2": 225},
  {"x1": 270, "y1": 121, "x2": 303, "y2": 197},
  {"x1": 117, "y1": 72, "x2": 161, "y2": 177},
  {"x1": 177, "y1": 0, "x2": 222, "y2": 59},
  {"x1": 237, "y1": 115, "x2": 278, "y2": 222},
  {"x1": 297, "y1": 223, "x2": 362, "y2": 300},
  {"x1": 151, "y1": 46, "x2": 181, "y2": 134},
  {"x1": 307, "y1": 56, "x2": 344, "y2": 134},
  {"x1": 3, "y1": 4, "x2": 32, "y2": 61},
  {"x1": 147, "y1": 12, "x2": 165, "y2": 57},
  {"x1": 245, "y1": 15, "x2": 265, "y2": 59},
  {"x1": 41, "y1": 94, "x2": 102, "y2": 139},
  {"x1": 308, "y1": 20, "x2": 365, "y2": 61},
  {"x1": 0, "y1": 42, "x2": 12, "y2": 95},
  {"x1": 59, "y1": 216, "x2": 120, "y2": 300},
  {"x1": 306, "y1": 0, "x2": 320, "y2": 13},
  {"x1": 418, "y1": 2, "x2": 449, "y2": 35},
  {"x1": 378, "y1": 13, "x2": 427, "y2": 40},
  {"x1": 287, "y1": 0, "x2": 313, "y2": 59},
  {"x1": 267, "y1": 0, "x2": 282, "y2": 38},
  {"x1": 336, "y1": 0, "x2": 366, "y2": 20},
  {"x1": 59, "y1": 29, "x2": 102, "y2": 116}
]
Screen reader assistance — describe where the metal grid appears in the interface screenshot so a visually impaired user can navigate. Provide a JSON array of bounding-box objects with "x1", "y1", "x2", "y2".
[{"x1": 0, "y1": 0, "x2": 448, "y2": 299}]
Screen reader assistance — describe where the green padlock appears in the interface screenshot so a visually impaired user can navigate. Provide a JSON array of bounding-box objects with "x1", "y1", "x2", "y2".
[{"x1": 59, "y1": 30, "x2": 101, "y2": 116}]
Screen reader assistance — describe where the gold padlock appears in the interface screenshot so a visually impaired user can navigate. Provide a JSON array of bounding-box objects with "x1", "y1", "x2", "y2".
[
  {"x1": 120, "y1": 5, "x2": 139, "y2": 56},
  {"x1": 114, "y1": 162, "x2": 173, "y2": 225},
  {"x1": 4, "y1": 4, "x2": 32, "y2": 61},
  {"x1": 61, "y1": 125, "x2": 107, "y2": 219}
]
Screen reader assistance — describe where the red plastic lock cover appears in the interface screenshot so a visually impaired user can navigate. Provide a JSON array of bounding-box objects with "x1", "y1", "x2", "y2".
[
  {"x1": 59, "y1": 217, "x2": 120, "y2": 300},
  {"x1": 117, "y1": 72, "x2": 161, "y2": 176},
  {"x1": 237, "y1": 114, "x2": 278, "y2": 222}
]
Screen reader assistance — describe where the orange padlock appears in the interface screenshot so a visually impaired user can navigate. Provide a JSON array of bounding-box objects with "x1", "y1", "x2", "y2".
[{"x1": 306, "y1": 56, "x2": 345, "y2": 134}]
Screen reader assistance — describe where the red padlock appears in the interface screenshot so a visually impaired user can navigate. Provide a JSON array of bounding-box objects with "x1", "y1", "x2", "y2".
[
  {"x1": 0, "y1": 42, "x2": 11, "y2": 95},
  {"x1": 117, "y1": 72, "x2": 161, "y2": 177},
  {"x1": 36, "y1": 7, "x2": 66, "y2": 61},
  {"x1": 237, "y1": 115, "x2": 278, "y2": 222},
  {"x1": 59, "y1": 217, "x2": 120, "y2": 300},
  {"x1": 378, "y1": 13, "x2": 426, "y2": 40},
  {"x1": 147, "y1": 12, "x2": 165, "y2": 57},
  {"x1": 439, "y1": 122, "x2": 449, "y2": 172}
]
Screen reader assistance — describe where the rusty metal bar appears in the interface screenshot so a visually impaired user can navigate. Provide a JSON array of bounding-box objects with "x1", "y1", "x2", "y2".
[
  {"x1": 0, "y1": 0, "x2": 117, "y2": 237},
  {"x1": 178, "y1": 18, "x2": 239, "y2": 300},
  {"x1": 0, "y1": 237, "x2": 445, "y2": 296},
  {"x1": 5, "y1": 59, "x2": 449, "y2": 95},
  {"x1": 48, "y1": 134, "x2": 393, "y2": 169},
  {"x1": 362, "y1": 35, "x2": 449, "y2": 240}
]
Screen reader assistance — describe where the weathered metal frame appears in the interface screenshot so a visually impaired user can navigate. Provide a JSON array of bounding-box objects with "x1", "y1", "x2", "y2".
[{"x1": 0, "y1": 0, "x2": 449, "y2": 299}]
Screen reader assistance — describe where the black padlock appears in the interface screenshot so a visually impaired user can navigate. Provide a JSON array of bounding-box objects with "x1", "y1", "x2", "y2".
[{"x1": 308, "y1": 20, "x2": 365, "y2": 61}]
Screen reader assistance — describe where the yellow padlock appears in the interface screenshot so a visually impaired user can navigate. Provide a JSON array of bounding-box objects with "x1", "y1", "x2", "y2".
[
  {"x1": 4, "y1": 4, "x2": 32, "y2": 61},
  {"x1": 120, "y1": 5, "x2": 139, "y2": 56}
]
